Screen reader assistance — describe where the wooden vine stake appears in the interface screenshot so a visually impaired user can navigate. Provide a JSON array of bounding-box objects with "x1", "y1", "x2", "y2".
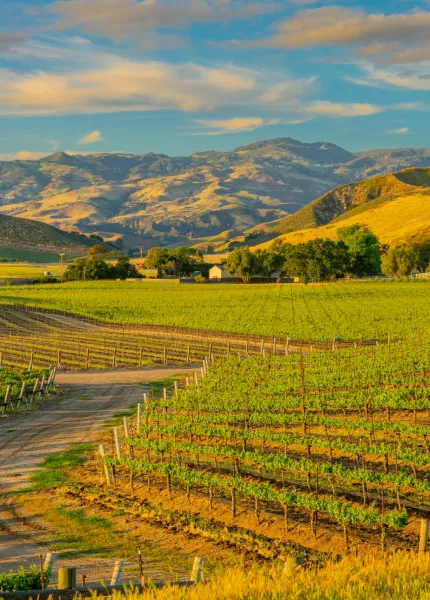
[
  {"x1": 85, "y1": 348, "x2": 90, "y2": 369},
  {"x1": 419, "y1": 518, "x2": 429, "y2": 553},
  {"x1": 123, "y1": 416, "x2": 130, "y2": 438},
  {"x1": 136, "y1": 403, "x2": 142, "y2": 428},
  {"x1": 163, "y1": 346, "x2": 167, "y2": 364},
  {"x1": 191, "y1": 557, "x2": 204, "y2": 583},
  {"x1": 112, "y1": 347, "x2": 117, "y2": 368},
  {"x1": 111, "y1": 561, "x2": 124, "y2": 585},
  {"x1": 99, "y1": 444, "x2": 113, "y2": 487},
  {"x1": 174, "y1": 381, "x2": 179, "y2": 397},
  {"x1": 28, "y1": 351, "x2": 34, "y2": 371},
  {"x1": 186, "y1": 345, "x2": 191, "y2": 363},
  {"x1": 113, "y1": 428, "x2": 122, "y2": 458}
]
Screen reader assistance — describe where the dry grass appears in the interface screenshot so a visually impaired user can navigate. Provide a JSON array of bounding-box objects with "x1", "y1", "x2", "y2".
[
  {"x1": 257, "y1": 192, "x2": 430, "y2": 249},
  {"x1": 111, "y1": 552, "x2": 430, "y2": 599}
]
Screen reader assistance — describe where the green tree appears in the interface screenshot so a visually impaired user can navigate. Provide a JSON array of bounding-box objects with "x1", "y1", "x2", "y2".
[
  {"x1": 111, "y1": 255, "x2": 139, "y2": 279},
  {"x1": 337, "y1": 225, "x2": 381, "y2": 276},
  {"x1": 64, "y1": 258, "x2": 86, "y2": 281},
  {"x1": 225, "y1": 247, "x2": 259, "y2": 282},
  {"x1": 84, "y1": 258, "x2": 110, "y2": 280},
  {"x1": 381, "y1": 245, "x2": 418, "y2": 279},
  {"x1": 86, "y1": 244, "x2": 107, "y2": 260},
  {"x1": 412, "y1": 240, "x2": 430, "y2": 273},
  {"x1": 145, "y1": 247, "x2": 169, "y2": 273}
]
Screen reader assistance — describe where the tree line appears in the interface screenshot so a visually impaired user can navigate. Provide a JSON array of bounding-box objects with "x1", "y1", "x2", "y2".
[
  {"x1": 64, "y1": 245, "x2": 139, "y2": 281},
  {"x1": 224, "y1": 225, "x2": 430, "y2": 282}
]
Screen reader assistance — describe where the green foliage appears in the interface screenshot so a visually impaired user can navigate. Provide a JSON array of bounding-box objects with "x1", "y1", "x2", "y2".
[
  {"x1": 225, "y1": 247, "x2": 261, "y2": 282},
  {"x1": 0, "y1": 565, "x2": 51, "y2": 592},
  {"x1": 145, "y1": 247, "x2": 205, "y2": 277},
  {"x1": 337, "y1": 225, "x2": 381, "y2": 276},
  {"x1": 64, "y1": 254, "x2": 138, "y2": 281},
  {"x1": 381, "y1": 246, "x2": 418, "y2": 278},
  {"x1": 412, "y1": 239, "x2": 430, "y2": 273}
]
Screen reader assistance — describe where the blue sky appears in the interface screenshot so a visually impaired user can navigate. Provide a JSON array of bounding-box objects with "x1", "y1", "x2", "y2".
[{"x1": 1, "y1": 0, "x2": 430, "y2": 159}]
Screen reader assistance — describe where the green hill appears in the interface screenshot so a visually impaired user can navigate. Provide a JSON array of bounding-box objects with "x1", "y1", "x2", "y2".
[
  {"x1": 253, "y1": 168, "x2": 430, "y2": 249},
  {"x1": 0, "y1": 212, "x2": 107, "y2": 258}
]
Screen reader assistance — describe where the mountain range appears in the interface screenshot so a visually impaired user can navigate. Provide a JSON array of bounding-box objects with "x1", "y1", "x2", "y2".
[{"x1": 1, "y1": 137, "x2": 430, "y2": 251}]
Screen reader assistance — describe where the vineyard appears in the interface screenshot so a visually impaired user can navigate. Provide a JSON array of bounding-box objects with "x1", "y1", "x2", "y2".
[
  {"x1": 0, "y1": 305, "x2": 372, "y2": 372},
  {"x1": 0, "y1": 279, "x2": 430, "y2": 341},
  {"x1": 95, "y1": 337, "x2": 429, "y2": 558},
  {"x1": 0, "y1": 366, "x2": 52, "y2": 413}
]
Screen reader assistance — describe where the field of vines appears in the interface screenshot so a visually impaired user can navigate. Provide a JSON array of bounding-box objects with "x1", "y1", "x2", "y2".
[
  {"x1": 100, "y1": 337, "x2": 429, "y2": 557},
  {"x1": 1, "y1": 279, "x2": 430, "y2": 341}
]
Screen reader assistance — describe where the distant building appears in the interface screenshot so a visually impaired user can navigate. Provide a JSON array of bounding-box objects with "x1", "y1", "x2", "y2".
[{"x1": 209, "y1": 265, "x2": 233, "y2": 280}]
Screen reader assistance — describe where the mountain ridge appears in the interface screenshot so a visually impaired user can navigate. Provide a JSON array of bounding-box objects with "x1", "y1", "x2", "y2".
[{"x1": 2, "y1": 137, "x2": 430, "y2": 250}]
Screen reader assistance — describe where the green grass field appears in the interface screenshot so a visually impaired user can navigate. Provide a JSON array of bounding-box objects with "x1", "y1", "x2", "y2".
[
  {"x1": 0, "y1": 247, "x2": 79, "y2": 263},
  {"x1": 0, "y1": 264, "x2": 61, "y2": 279},
  {"x1": 0, "y1": 279, "x2": 429, "y2": 341}
]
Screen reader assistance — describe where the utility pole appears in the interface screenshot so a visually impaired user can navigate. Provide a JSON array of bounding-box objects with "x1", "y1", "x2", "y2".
[{"x1": 59, "y1": 253, "x2": 65, "y2": 283}]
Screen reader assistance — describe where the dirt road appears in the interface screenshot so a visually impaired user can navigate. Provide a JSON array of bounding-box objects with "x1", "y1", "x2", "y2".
[{"x1": 0, "y1": 365, "x2": 198, "y2": 579}]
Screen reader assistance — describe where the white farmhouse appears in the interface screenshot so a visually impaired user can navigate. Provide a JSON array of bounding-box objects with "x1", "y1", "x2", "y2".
[{"x1": 209, "y1": 265, "x2": 232, "y2": 280}]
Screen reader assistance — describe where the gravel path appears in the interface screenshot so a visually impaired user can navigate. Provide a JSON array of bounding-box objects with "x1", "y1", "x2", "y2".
[{"x1": 0, "y1": 365, "x2": 197, "y2": 579}]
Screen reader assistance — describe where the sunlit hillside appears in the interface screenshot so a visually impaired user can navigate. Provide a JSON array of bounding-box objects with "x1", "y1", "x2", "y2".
[{"x1": 255, "y1": 168, "x2": 430, "y2": 249}]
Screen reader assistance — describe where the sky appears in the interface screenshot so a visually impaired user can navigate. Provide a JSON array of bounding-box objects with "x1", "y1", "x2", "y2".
[{"x1": 1, "y1": 0, "x2": 430, "y2": 159}]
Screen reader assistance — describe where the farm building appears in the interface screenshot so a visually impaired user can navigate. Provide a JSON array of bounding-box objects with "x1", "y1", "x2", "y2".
[{"x1": 209, "y1": 265, "x2": 234, "y2": 280}]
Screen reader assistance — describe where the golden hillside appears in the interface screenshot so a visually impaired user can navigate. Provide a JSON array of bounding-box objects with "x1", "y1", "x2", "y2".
[{"x1": 255, "y1": 168, "x2": 430, "y2": 249}]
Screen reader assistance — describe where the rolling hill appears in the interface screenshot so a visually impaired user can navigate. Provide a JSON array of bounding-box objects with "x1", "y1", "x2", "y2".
[
  {"x1": 2, "y1": 139, "x2": 430, "y2": 250},
  {"x1": 253, "y1": 168, "x2": 430, "y2": 249},
  {"x1": 0, "y1": 212, "x2": 107, "y2": 259}
]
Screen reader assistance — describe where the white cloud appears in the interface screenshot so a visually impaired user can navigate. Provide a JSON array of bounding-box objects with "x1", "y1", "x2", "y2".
[
  {"x1": 348, "y1": 61, "x2": 430, "y2": 91},
  {"x1": 256, "y1": 7, "x2": 430, "y2": 49},
  {"x1": 0, "y1": 33, "x2": 28, "y2": 52},
  {"x1": 300, "y1": 100, "x2": 384, "y2": 117},
  {"x1": 194, "y1": 116, "x2": 281, "y2": 135},
  {"x1": 48, "y1": 0, "x2": 278, "y2": 47},
  {"x1": 387, "y1": 127, "x2": 409, "y2": 135},
  {"x1": 0, "y1": 56, "x2": 317, "y2": 116},
  {"x1": 78, "y1": 129, "x2": 103, "y2": 144}
]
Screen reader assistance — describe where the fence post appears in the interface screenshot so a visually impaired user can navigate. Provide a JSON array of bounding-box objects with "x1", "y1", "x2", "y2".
[
  {"x1": 114, "y1": 428, "x2": 122, "y2": 458},
  {"x1": 99, "y1": 444, "x2": 113, "y2": 487},
  {"x1": 43, "y1": 552, "x2": 56, "y2": 572},
  {"x1": 85, "y1": 348, "x2": 90, "y2": 369},
  {"x1": 30, "y1": 378, "x2": 39, "y2": 404},
  {"x1": 1, "y1": 385, "x2": 10, "y2": 415},
  {"x1": 191, "y1": 557, "x2": 204, "y2": 583},
  {"x1": 136, "y1": 403, "x2": 142, "y2": 428},
  {"x1": 419, "y1": 518, "x2": 429, "y2": 553},
  {"x1": 111, "y1": 561, "x2": 124, "y2": 585}
]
